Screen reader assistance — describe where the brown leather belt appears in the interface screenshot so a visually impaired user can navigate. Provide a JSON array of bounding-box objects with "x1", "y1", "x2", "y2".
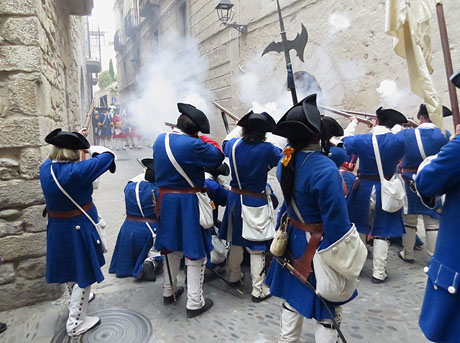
[
  {"x1": 287, "y1": 217, "x2": 324, "y2": 283},
  {"x1": 401, "y1": 167, "x2": 418, "y2": 173},
  {"x1": 230, "y1": 187, "x2": 267, "y2": 199},
  {"x1": 126, "y1": 216, "x2": 158, "y2": 223},
  {"x1": 46, "y1": 202, "x2": 94, "y2": 219},
  {"x1": 155, "y1": 187, "x2": 203, "y2": 217}
]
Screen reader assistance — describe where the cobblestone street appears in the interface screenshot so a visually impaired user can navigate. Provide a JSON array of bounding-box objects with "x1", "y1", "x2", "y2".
[{"x1": 0, "y1": 147, "x2": 432, "y2": 343}]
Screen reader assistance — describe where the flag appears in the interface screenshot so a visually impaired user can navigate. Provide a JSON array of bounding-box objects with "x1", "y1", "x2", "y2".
[{"x1": 385, "y1": 0, "x2": 443, "y2": 129}]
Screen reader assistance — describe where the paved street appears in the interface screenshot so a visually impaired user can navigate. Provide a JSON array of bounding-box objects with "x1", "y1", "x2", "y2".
[{"x1": 0, "y1": 146, "x2": 432, "y2": 343}]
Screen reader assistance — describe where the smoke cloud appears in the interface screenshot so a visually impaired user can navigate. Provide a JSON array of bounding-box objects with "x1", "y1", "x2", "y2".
[
  {"x1": 125, "y1": 35, "x2": 215, "y2": 142},
  {"x1": 376, "y1": 80, "x2": 422, "y2": 117}
]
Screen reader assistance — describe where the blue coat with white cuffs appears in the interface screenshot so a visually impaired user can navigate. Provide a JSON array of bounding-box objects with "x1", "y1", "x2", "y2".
[
  {"x1": 265, "y1": 151, "x2": 356, "y2": 320},
  {"x1": 416, "y1": 135, "x2": 460, "y2": 343},
  {"x1": 218, "y1": 138, "x2": 282, "y2": 251},
  {"x1": 39, "y1": 153, "x2": 114, "y2": 288},
  {"x1": 343, "y1": 127, "x2": 406, "y2": 237},
  {"x1": 109, "y1": 178, "x2": 158, "y2": 278},
  {"x1": 397, "y1": 124, "x2": 450, "y2": 219},
  {"x1": 153, "y1": 132, "x2": 224, "y2": 259}
]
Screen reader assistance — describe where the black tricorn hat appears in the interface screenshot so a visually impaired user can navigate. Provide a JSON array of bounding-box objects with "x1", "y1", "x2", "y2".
[
  {"x1": 141, "y1": 158, "x2": 155, "y2": 183},
  {"x1": 177, "y1": 103, "x2": 210, "y2": 134},
  {"x1": 450, "y1": 69, "x2": 460, "y2": 89},
  {"x1": 417, "y1": 104, "x2": 452, "y2": 119},
  {"x1": 237, "y1": 111, "x2": 276, "y2": 133},
  {"x1": 205, "y1": 162, "x2": 230, "y2": 177},
  {"x1": 321, "y1": 116, "x2": 344, "y2": 140},
  {"x1": 273, "y1": 94, "x2": 321, "y2": 140},
  {"x1": 45, "y1": 128, "x2": 90, "y2": 150},
  {"x1": 376, "y1": 107, "x2": 408, "y2": 128}
]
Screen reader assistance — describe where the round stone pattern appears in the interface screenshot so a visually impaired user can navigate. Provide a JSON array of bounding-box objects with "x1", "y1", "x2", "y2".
[{"x1": 51, "y1": 308, "x2": 152, "y2": 343}]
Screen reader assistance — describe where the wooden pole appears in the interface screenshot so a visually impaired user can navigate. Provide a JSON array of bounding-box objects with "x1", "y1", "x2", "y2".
[{"x1": 436, "y1": 2, "x2": 460, "y2": 127}]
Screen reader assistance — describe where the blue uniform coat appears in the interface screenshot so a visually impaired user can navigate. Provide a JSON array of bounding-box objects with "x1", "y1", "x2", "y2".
[
  {"x1": 97, "y1": 113, "x2": 113, "y2": 137},
  {"x1": 416, "y1": 135, "x2": 460, "y2": 343},
  {"x1": 397, "y1": 124, "x2": 449, "y2": 219},
  {"x1": 39, "y1": 153, "x2": 114, "y2": 288},
  {"x1": 265, "y1": 151, "x2": 355, "y2": 320},
  {"x1": 153, "y1": 132, "x2": 224, "y2": 259},
  {"x1": 109, "y1": 179, "x2": 158, "y2": 278},
  {"x1": 219, "y1": 138, "x2": 282, "y2": 251},
  {"x1": 343, "y1": 127, "x2": 406, "y2": 237}
]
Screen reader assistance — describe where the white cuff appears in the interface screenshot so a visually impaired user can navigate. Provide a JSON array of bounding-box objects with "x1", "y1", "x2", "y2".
[
  {"x1": 89, "y1": 145, "x2": 117, "y2": 161},
  {"x1": 223, "y1": 126, "x2": 243, "y2": 142},
  {"x1": 343, "y1": 119, "x2": 358, "y2": 137}
]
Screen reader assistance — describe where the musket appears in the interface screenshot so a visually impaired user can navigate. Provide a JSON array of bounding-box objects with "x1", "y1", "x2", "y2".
[
  {"x1": 318, "y1": 105, "x2": 374, "y2": 127},
  {"x1": 211, "y1": 101, "x2": 240, "y2": 122},
  {"x1": 206, "y1": 266, "x2": 244, "y2": 295},
  {"x1": 339, "y1": 108, "x2": 419, "y2": 128},
  {"x1": 83, "y1": 101, "x2": 95, "y2": 131},
  {"x1": 165, "y1": 122, "x2": 175, "y2": 128},
  {"x1": 272, "y1": 256, "x2": 348, "y2": 343}
]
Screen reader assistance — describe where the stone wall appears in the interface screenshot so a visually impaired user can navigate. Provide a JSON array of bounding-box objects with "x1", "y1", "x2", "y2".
[{"x1": 0, "y1": 0, "x2": 92, "y2": 311}]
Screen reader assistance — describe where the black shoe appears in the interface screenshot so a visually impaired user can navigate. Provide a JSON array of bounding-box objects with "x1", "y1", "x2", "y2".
[
  {"x1": 163, "y1": 286, "x2": 185, "y2": 305},
  {"x1": 252, "y1": 294, "x2": 272, "y2": 303},
  {"x1": 141, "y1": 260, "x2": 157, "y2": 281},
  {"x1": 186, "y1": 298, "x2": 214, "y2": 318},
  {"x1": 0, "y1": 322, "x2": 6, "y2": 334},
  {"x1": 398, "y1": 251, "x2": 415, "y2": 264},
  {"x1": 371, "y1": 276, "x2": 386, "y2": 284}
]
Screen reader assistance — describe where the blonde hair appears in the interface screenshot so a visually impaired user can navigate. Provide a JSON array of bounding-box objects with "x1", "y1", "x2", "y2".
[{"x1": 49, "y1": 146, "x2": 80, "y2": 162}]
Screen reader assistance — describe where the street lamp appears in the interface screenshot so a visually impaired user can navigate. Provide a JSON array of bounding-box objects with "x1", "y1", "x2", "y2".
[{"x1": 215, "y1": 0, "x2": 247, "y2": 34}]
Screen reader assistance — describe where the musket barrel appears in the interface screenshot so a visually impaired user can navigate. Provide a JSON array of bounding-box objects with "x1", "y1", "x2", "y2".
[{"x1": 211, "y1": 101, "x2": 240, "y2": 121}]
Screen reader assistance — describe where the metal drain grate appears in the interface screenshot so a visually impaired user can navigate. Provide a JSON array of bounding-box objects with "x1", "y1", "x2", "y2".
[{"x1": 51, "y1": 308, "x2": 152, "y2": 343}]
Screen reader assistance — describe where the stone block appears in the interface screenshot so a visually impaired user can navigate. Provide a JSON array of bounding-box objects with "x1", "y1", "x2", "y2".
[
  {"x1": 0, "y1": 277, "x2": 63, "y2": 311},
  {"x1": 0, "y1": 263, "x2": 15, "y2": 285},
  {"x1": 0, "y1": 116, "x2": 56, "y2": 149},
  {"x1": 22, "y1": 204, "x2": 47, "y2": 233},
  {"x1": 8, "y1": 73, "x2": 42, "y2": 117},
  {"x1": 0, "y1": 231, "x2": 46, "y2": 261},
  {"x1": 0, "y1": 209, "x2": 21, "y2": 220},
  {"x1": 20, "y1": 147, "x2": 47, "y2": 180},
  {"x1": 0, "y1": 220, "x2": 23, "y2": 238},
  {"x1": 17, "y1": 256, "x2": 46, "y2": 279},
  {"x1": 0, "y1": 46, "x2": 41, "y2": 73},
  {"x1": 0, "y1": 179, "x2": 44, "y2": 210},
  {"x1": 1, "y1": 17, "x2": 40, "y2": 46},
  {"x1": 0, "y1": 0, "x2": 36, "y2": 15}
]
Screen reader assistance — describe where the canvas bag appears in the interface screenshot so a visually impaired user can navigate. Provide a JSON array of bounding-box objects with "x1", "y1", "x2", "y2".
[
  {"x1": 164, "y1": 133, "x2": 214, "y2": 229},
  {"x1": 50, "y1": 164, "x2": 108, "y2": 253},
  {"x1": 292, "y1": 197, "x2": 365, "y2": 303},
  {"x1": 372, "y1": 134, "x2": 406, "y2": 213},
  {"x1": 231, "y1": 139, "x2": 275, "y2": 241}
]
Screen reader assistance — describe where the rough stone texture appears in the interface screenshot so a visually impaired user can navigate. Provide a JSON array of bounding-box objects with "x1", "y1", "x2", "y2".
[
  {"x1": 1, "y1": 17, "x2": 40, "y2": 46},
  {"x1": 0, "y1": 209, "x2": 21, "y2": 220},
  {"x1": 0, "y1": 220, "x2": 24, "y2": 238},
  {"x1": 0, "y1": 232, "x2": 46, "y2": 262},
  {"x1": 17, "y1": 256, "x2": 46, "y2": 280},
  {"x1": 0, "y1": 46, "x2": 41, "y2": 72},
  {"x1": 0, "y1": 263, "x2": 15, "y2": 285},
  {"x1": 19, "y1": 147, "x2": 47, "y2": 180},
  {"x1": 0, "y1": 179, "x2": 44, "y2": 209},
  {"x1": 8, "y1": 73, "x2": 42, "y2": 117},
  {"x1": 0, "y1": 0, "x2": 36, "y2": 16},
  {"x1": 22, "y1": 204, "x2": 47, "y2": 233},
  {"x1": 0, "y1": 277, "x2": 62, "y2": 311},
  {"x1": 0, "y1": 117, "x2": 43, "y2": 148}
]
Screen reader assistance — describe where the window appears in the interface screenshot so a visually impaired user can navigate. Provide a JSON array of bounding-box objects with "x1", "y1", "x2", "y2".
[{"x1": 178, "y1": 2, "x2": 187, "y2": 36}]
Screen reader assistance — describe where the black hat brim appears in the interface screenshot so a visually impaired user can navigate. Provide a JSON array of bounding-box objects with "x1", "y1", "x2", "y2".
[
  {"x1": 238, "y1": 111, "x2": 276, "y2": 132},
  {"x1": 450, "y1": 70, "x2": 460, "y2": 89},
  {"x1": 45, "y1": 128, "x2": 90, "y2": 150},
  {"x1": 376, "y1": 107, "x2": 408, "y2": 127},
  {"x1": 321, "y1": 116, "x2": 344, "y2": 139},
  {"x1": 141, "y1": 158, "x2": 154, "y2": 171},
  {"x1": 273, "y1": 120, "x2": 318, "y2": 141},
  {"x1": 177, "y1": 103, "x2": 210, "y2": 134}
]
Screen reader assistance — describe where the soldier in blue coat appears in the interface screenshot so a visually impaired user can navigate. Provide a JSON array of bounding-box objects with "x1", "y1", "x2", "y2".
[
  {"x1": 109, "y1": 158, "x2": 163, "y2": 281},
  {"x1": 96, "y1": 108, "x2": 113, "y2": 149},
  {"x1": 153, "y1": 103, "x2": 224, "y2": 318},
  {"x1": 219, "y1": 111, "x2": 282, "y2": 303},
  {"x1": 39, "y1": 128, "x2": 116, "y2": 336},
  {"x1": 265, "y1": 95, "x2": 363, "y2": 343},
  {"x1": 343, "y1": 107, "x2": 407, "y2": 284},
  {"x1": 415, "y1": 124, "x2": 460, "y2": 343},
  {"x1": 397, "y1": 105, "x2": 451, "y2": 263}
]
